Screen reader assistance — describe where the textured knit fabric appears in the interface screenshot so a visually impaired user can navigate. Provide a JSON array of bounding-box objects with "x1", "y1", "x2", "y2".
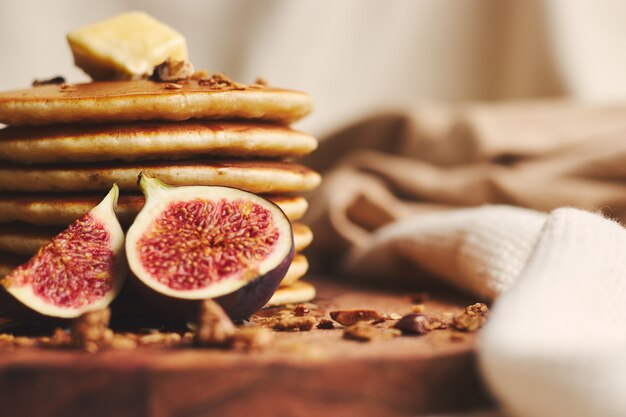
[
  {"x1": 347, "y1": 205, "x2": 546, "y2": 300},
  {"x1": 349, "y1": 205, "x2": 626, "y2": 417}
]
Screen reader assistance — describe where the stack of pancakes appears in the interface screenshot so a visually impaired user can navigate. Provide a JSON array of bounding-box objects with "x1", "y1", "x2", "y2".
[{"x1": 0, "y1": 78, "x2": 320, "y2": 307}]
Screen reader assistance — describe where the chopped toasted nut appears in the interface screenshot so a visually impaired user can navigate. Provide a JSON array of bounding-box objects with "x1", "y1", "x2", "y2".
[
  {"x1": 466, "y1": 303, "x2": 489, "y2": 317},
  {"x1": 139, "y1": 332, "x2": 182, "y2": 346},
  {"x1": 394, "y1": 313, "x2": 431, "y2": 335},
  {"x1": 231, "y1": 327, "x2": 273, "y2": 351},
  {"x1": 32, "y1": 76, "x2": 66, "y2": 86},
  {"x1": 330, "y1": 309, "x2": 386, "y2": 326},
  {"x1": 383, "y1": 328, "x2": 403, "y2": 339},
  {"x1": 165, "y1": 83, "x2": 182, "y2": 90},
  {"x1": 110, "y1": 334, "x2": 138, "y2": 350},
  {"x1": 452, "y1": 303, "x2": 489, "y2": 332},
  {"x1": 343, "y1": 322, "x2": 379, "y2": 342},
  {"x1": 292, "y1": 304, "x2": 310, "y2": 316},
  {"x1": 386, "y1": 313, "x2": 402, "y2": 320},
  {"x1": 198, "y1": 72, "x2": 246, "y2": 90},
  {"x1": 452, "y1": 315, "x2": 485, "y2": 332},
  {"x1": 71, "y1": 308, "x2": 113, "y2": 352},
  {"x1": 317, "y1": 319, "x2": 335, "y2": 330},
  {"x1": 151, "y1": 58, "x2": 195, "y2": 82},
  {"x1": 271, "y1": 315, "x2": 317, "y2": 331},
  {"x1": 195, "y1": 299, "x2": 236, "y2": 347},
  {"x1": 13, "y1": 336, "x2": 38, "y2": 348},
  {"x1": 49, "y1": 328, "x2": 71, "y2": 346},
  {"x1": 427, "y1": 318, "x2": 447, "y2": 330}
]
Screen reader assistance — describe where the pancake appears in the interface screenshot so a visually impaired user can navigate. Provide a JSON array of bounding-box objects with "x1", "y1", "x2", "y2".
[
  {"x1": 266, "y1": 281, "x2": 316, "y2": 307},
  {"x1": 280, "y1": 254, "x2": 309, "y2": 287},
  {"x1": 0, "y1": 194, "x2": 145, "y2": 226},
  {"x1": 0, "y1": 160, "x2": 321, "y2": 193},
  {"x1": 0, "y1": 121, "x2": 318, "y2": 164},
  {"x1": 270, "y1": 195, "x2": 309, "y2": 222},
  {"x1": 0, "y1": 224, "x2": 59, "y2": 256},
  {"x1": 0, "y1": 222, "x2": 313, "y2": 256},
  {"x1": 0, "y1": 80, "x2": 312, "y2": 126},
  {"x1": 0, "y1": 252, "x2": 27, "y2": 278},
  {"x1": 292, "y1": 223, "x2": 313, "y2": 252},
  {"x1": 0, "y1": 194, "x2": 308, "y2": 226}
]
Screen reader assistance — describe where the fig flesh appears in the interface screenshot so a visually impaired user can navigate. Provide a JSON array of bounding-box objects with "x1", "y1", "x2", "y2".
[
  {"x1": 0, "y1": 185, "x2": 126, "y2": 319},
  {"x1": 126, "y1": 174, "x2": 294, "y2": 320}
]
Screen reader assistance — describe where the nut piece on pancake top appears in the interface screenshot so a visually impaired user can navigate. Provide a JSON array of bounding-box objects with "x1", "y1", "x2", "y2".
[{"x1": 67, "y1": 11, "x2": 188, "y2": 81}]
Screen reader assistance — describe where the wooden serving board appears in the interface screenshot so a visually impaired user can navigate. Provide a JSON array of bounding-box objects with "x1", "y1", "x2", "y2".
[{"x1": 0, "y1": 277, "x2": 492, "y2": 417}]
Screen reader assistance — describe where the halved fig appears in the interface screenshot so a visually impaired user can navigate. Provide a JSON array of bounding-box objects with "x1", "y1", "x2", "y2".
[
  {"x1": 126, "y1": 174, "x2": 294, "y2": 320},
  {"x1": 0, "y1": 185, "x2": 126, "y2": 319}
]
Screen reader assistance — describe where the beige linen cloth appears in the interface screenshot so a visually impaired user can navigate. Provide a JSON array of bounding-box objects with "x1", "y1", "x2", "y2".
[{"x1": 303, "y1": 100, "x2": 626, "y2": 417}]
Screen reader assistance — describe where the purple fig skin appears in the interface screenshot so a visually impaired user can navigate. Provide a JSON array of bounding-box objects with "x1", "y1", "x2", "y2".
[
  {"x1": 125, "y1": 239, "x2": 294, "y2": 323},
  {"x1": 215, "y1": 241, "x2": 294, "y2": 321},
  {"x1": 0, "y1": 288, "x2": 66, "y2": 325}
]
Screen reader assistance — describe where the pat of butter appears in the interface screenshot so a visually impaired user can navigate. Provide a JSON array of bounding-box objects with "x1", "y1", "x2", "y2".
[{"x1": 67, "y1": 11, "x2": 188, "y2": 80}]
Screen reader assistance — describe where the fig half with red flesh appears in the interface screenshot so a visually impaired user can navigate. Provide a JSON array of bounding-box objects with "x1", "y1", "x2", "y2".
[
  {"x1": 0, "y1": 185, "x2": 126, "y2": 319},
  {"x1": 126, "y1": 174, "x2": 294, "y2": 321}
]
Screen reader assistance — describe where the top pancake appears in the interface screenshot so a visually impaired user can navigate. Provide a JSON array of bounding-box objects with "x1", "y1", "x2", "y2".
[{"x1": 0, "y1": 80, "x2": 312, "y2": 126}]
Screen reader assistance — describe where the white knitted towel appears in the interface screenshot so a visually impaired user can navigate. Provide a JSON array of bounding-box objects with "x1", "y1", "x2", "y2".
[{"x1": 348, "y1": 206, "x2": 626, "y2": 417}]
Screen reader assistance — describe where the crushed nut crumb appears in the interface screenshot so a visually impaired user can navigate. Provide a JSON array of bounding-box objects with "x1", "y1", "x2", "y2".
[
  {"x1": 195, "y1": 300, "x2": 236, "y2": 347},
  {"x1": 231, "y1": 327, "x2": 273, "y2": 351},
  {"x1": 71, "y1": 308, "x2": 113, "y2": 352},
  {"x1": 271, "y1": 315, "x2": 317, "y2": 331},
  {"x1": 316, "y1": 319, "x2": 335, "y2": 330},
  {"x1": 343, "y1": 322, "x2": 379, "y2": 342},
  {"x1": 426, "y1": 318, "x2": 447, "y2": 330},
  {"x1": 198, "y1": 72, "x2": 246, "y2": 90},
  {"x1": 383, "y1": 328, "x2": 403, "y2": 339},
  {"x1": 330, "y1": 309, "x2": 386, "y2": 326},
  {"x1": 466, "y1": 303, "x2": 489, "y2": 317},
  {"x1": 13, "y1": 336, "x2": 38, "y2": 348},
  {"x1": 165, "y1": 83, "x2": 182, "y2": 90},
  {"x1": 151, "y1": 58, "x2": 195, "y2": 82},
  {"x1": 292, "y1": 304, "x2": 310, "y2": 316},
  {"x1": 452, "y1": 303, "x2": 489, "y2": 332},
  {"x1": 110, "y1": 334, "x2": 138, "y2": 350},
  {"x1": 343, "y1": 322, "x2": 400, "y2": 342},
  {"x1": 49, "y1": 328, "x2": 71, "y2": 347},
  {"x1": 139, "y1": 332, "x2": 182, "y2": 346}
]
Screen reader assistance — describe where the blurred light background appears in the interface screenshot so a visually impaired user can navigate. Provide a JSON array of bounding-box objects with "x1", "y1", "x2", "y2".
[{"x1": 1, "y1": 0, "x2": 625, "y2": 135}]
